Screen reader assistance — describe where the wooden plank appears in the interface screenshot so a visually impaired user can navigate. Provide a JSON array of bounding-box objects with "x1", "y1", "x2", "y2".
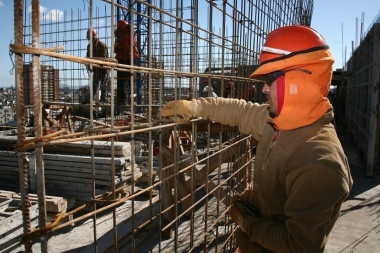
[
  {"x1": 0, "y1": 163, "x2": 18, "y2": 171},
  {"x1": 44, "y1": 170, "x2": 114, "y2": 180},
  {"x1": 43, "y1": 166, "x2": 124, "y2": 176},
  {"x1": 43, "y1": 160, "x2": 126, "y2": 174},
  {"x1": 119, "y1": 172, "x2": 143, "y2": 183},
  {"x1": 45, "y1": 188, "x2": 92, "y2": 204},
  {"x1": 0, "y1": 166, "x2": 19, "y2": 173},
  {"x1": 0, "y1": 198, "x2": 12, "y2": 210},
  {"x1": 0, "y1": 191, "x2": 18, "y2": 198},
  {"x1": 45, "y1": 146, "x2": 130, "y2": 157},
  {"x1": 0, "y1": 155, "x2": 22, "y2": 162},
  {"x1": 0, "y1": 174, "x2": 19, "y2": 180},
  {"x1": 42, "y1": 153, "x2": 128, "y2": 166},
  {"x1": 45, "y1": 174, "x2": 128, "y2": 187},
  {"x1": 0, "y1": 181, "x2": 19, "y2": 191},
  {"x1": 44, "y1": 174, "x2": 116, "y2": 185},
  {"x1": 0, "y1": 136, "x2": 33, "y2": 151},
  {"x1": 0, "y1": 136, "x2": 132, "y2": 156},
  {"x1": 120, "y1": 167, "x2": 141, "y2": 176},
  {"x1": 11, "y1": 195, "x2": 67, "y2": 213},
  {"x1": 44, "y1": 140, "x2": 132, "y2": 157},
  {"x1": 0, "y1": 191, "x2": 68, "y2": 213},
  {"x1": 45, "y1": 182, "x2": 92, "y2": 193}
]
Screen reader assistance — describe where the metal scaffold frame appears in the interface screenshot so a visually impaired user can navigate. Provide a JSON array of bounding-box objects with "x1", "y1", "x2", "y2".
[{"x1": 3, "y1": 0, "x2": 313, "y2": 252}]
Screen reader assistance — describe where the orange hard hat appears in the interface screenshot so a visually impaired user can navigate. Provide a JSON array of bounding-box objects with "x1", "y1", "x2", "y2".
[
  {"x1": 117, "y1": 20, "x2": 129, "y2": 28},
  {"x1": 259, "y1": 25, "x2": 327, "y2": 65}
]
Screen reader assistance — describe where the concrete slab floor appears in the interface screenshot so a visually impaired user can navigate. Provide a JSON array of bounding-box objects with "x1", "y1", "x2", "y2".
[{"x1": 325, "y1": 133, "x2": 380, "y2": 253}]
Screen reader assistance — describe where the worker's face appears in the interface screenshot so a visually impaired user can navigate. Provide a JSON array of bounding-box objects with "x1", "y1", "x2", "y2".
[
  {"x1": 262, "y1": 80, "x2": 278, "y2": 116},
  {"x1": 87, "y1": 30, "x2": 96, "y2": 40}
]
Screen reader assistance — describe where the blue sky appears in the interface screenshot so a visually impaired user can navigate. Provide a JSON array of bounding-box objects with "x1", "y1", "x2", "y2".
[{"x1": 0, "y1": 0, "x2": 379, "y2": 88}]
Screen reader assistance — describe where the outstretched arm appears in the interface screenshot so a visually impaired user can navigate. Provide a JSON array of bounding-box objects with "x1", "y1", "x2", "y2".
[{"x1": 161, "y1": 97, "x2": 269, "y2": 138}]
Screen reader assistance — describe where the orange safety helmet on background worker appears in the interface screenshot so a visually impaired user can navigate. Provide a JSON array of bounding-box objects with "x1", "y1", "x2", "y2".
[{"x1": 160, "y1": 25, "x2": 353, "y2": 252}]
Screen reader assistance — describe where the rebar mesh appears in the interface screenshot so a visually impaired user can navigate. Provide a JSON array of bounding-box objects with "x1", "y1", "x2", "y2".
[{"x1": 2, "y1": 0, "x2": 314, "y2": 252}]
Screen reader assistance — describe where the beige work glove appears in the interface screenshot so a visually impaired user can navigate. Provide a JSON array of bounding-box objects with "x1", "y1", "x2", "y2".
[{"x1": 161, "y1": 99, "x2": 199, "y2": 122}]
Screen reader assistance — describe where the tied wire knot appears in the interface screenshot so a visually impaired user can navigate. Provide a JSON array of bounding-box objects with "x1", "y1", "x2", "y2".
[{"x1": 9, "y1": 41, "x2": 15, "y2": 75}]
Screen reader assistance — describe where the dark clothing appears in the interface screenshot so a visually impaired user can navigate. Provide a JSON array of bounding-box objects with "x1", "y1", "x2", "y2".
[
  {"x1": 86, "y1": 38, "x2": 109, "y2": 102},
  {"x1": 116, "y1": 59, "x2": 133, "y2": 105},
  {"x1": 114, "y1": 23, "x2": 140, "y2": 105},
  {"x1": 86, "y1": 38, "x2": 108, "y2": 59},
  {"x1": 114, "y1": 25, "x2": 140, "y2": 61}
]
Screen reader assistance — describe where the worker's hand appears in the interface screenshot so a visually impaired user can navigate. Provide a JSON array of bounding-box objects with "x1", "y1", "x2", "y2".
[
  {"x1": 161, "y1": 100, "x2": 198, "y2": 122},
  {"x1": 230, "y1": 204, "x2": 245, "y2": 227},
  {"x1": 230, "y1": 196, "x2": 259, "y2": 232},
  {"x1": 240, "y1": 189, "x2": 254, "y2": 203}
]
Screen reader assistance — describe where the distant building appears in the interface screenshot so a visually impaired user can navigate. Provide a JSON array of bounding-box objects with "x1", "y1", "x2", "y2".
[
  {"x1": 23, "y1": 64, "x2": 60, "y2": 105},
  {"x1": 0, "y1": 104, "x2": 16, "y2": 126}
]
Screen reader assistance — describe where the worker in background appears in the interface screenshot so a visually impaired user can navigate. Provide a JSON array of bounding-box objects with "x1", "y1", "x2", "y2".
[
  {"x1": 161, "y1": 25, "x2": 353, "y2": 252},
  {"x1": 114, "y1": 20, "x2": 140, "y2": 107},
  {"x1": 223, "y1": 82, "x2": 233, "y2": 98},
  {"x1": 85, "y1": 28, "x2": 109, "y2": 104}
]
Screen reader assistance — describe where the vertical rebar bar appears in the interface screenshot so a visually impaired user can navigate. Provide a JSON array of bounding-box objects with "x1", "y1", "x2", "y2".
[
  {"x1": 88, "y1": 1, "x2": 99, "y2": 252},
  {"x1": 158, "y1": 0, "x2": 164, "y2": 250},
  {"x1": 14, "y1": 0, "x2": 32, "y2": 252},
  {"x1": 110, "y1": 1, "x2": 119, "y2": 251},
  {"x1": 147, "y1": 2, "x2": 155, "y2": 252},
  {"x1": 129, "y1": 2, "x2": 137, "y2": 251},
  {"x1": 31, "y1": 0, "x2": 48, "y2": 251}
]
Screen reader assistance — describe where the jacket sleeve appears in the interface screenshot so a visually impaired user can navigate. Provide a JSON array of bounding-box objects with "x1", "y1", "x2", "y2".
[
  {"x1": 195, "y1": 97, "x2": 270, "y2": 140},
  {"x1": 102, "y1": 41, "x2": 108, "y2": 58},
  {"x1": 86, "y1": 44, "x2": 90, "y2": 58},
  {"x1": 241, "y1": 166, "x2": 351, "y2": 253}
]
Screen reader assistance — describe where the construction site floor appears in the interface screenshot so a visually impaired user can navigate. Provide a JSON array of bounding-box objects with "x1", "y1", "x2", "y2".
[
  {"x1": 2, "y1": 132, "x2": 379, "y2": 252},
  {"x1": 325, "y1": 133, "x2": 380, "y2": 253}
]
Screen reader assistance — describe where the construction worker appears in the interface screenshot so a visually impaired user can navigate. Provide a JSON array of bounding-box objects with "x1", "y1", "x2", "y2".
[
  {"x1": 161, "y1": 25, "x2": 353, "y2": 252},
  {"x1": 85, "y1": 28, "x2": 109, "y2": 104},
  {"x1": 114, "y1": 20, "x2": 140, "y2": 106}
]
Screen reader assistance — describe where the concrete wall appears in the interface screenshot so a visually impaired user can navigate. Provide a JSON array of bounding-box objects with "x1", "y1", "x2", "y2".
[{"x1": 346, "y1": 23, "x2": 380, "y2": 176}]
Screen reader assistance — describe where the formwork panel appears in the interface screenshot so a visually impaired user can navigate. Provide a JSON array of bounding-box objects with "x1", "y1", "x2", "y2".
[{"x1": 346, "y1": 21, "x2": 380, "y2": 177}]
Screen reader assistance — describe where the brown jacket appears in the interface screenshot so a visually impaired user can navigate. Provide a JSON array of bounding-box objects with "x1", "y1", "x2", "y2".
[
  {"x1": 86, "y1": 38, "x2": 108, "y2": 75},
  {"x1": 86, "y1": 38, "x2": 108, "y2": 59},
  {"x1": 194, "y1": 97, "x2": 353, "y2": 252}
]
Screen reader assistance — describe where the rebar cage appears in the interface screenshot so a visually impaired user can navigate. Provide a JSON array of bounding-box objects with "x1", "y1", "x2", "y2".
[{"x1": 2, "y1": 0, "x2": 313, "y2": 252}]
